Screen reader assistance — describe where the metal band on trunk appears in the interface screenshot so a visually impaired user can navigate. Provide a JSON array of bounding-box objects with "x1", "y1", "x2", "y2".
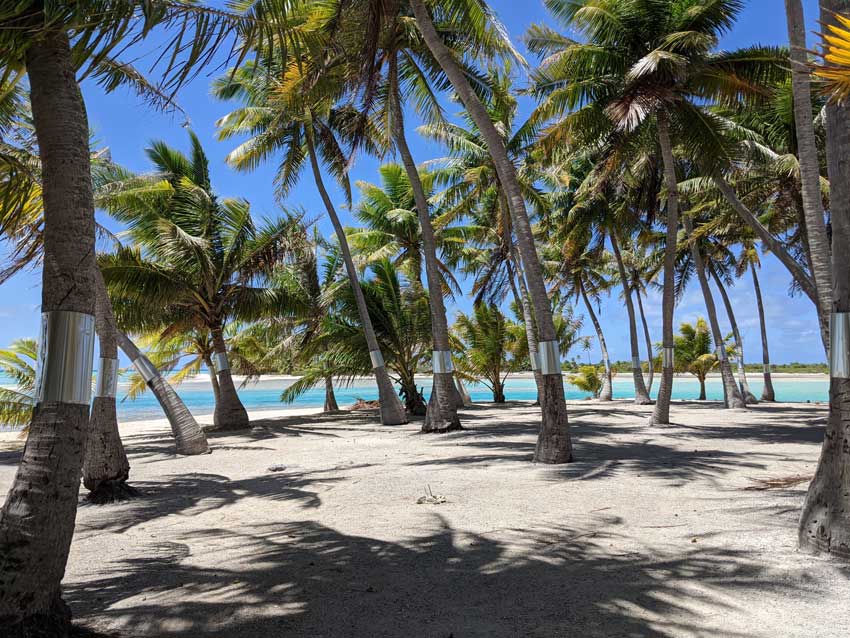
[
  {"x1": 763, "y1": 363, "x2": 772, "y2": 374},
  {"x1": 213, "y1": 351, "x2": 230, "y2": 374},
  {"x1": 34, "y1": 311, "x2": 96, "y2": 405},
  {"x1": 830, "y1": 312, "x2": 850, "y2": 378},
  {"x1": 95, "y1": 357, "x2": 119, "y2": 398},
  {"x1": 530, "y1": 351, "x2": 540, "y2": 372},
  {"x1": 132, "y1": 356, "x2": 159, "y2": 384},
  {"x1": 369, "y1": 350, "x2": 384, "y2": 369},
  {"x1": 538, "y1": 340, "x2": 561, "y2": 375},
  {"x1": 432, "y1": 350, "x2": 453, "y2": 374},
  {"x1": 632, "y1": 356, "x2": 641, "y2": 369},
  {"x1": 662, "y1": 347, "x2": 674, "y2": 369},
  {"x1": 716, "y1": 346, "x2": 727, "y2": 362}
]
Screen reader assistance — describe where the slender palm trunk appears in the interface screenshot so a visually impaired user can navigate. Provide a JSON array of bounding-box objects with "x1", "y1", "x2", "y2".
[
  {"x1": 579, "y1": 282, "x2": 613, "y2": 401},
  {"x1": 410, "y1": 0, "x2": 570, "y2": 462},
  {"x1": 0, "y1": 30, "x2": 96, "y2": 632},
  {"x1": 798, "y1": 0, "x2": 850, "y2": 559},
  {"x1": 611, "y1": 233, "x2": 651, "y2": 404},
  {"x1": 209, "y1": 324, "x2": 249, "y2": 430},
  {"x1": 455, "y1": 376, "x2": 472, "y2": 406},
  {"x1": 304, "y1": 128, "x2": 407, "y2": 425},
  {"x1": 324, "y1": 376, "x2": 339, "y2": 412},
  {"x1": 698, "y1": 376, "x2": 707, "y2": 401},
  {"x1": 751, "y1": 264, "x2": 776, "y2": 401},
  {"x1": 204, "y1": 354, "x2": 221, "y2": 405},
  {"x1": 84, "y1": 268, "x2": 134, "y2": 503},
  {"x1": 785, "y1": 0, "x2": 833, "y2": 344},
  {"x1": 116, "y1": 332, "x2": 209, "y2": 455},
  {"x1": 710, "y1": 268, "x2": 759, "y2": 404},
  {"x1": 635, "y1": 287, "x2": 655, "y2": 393},
  {"x1": 389, "y1": 60, "x2": 461, "y2": 431},
  {"x1": 507, "y1": 246, "x2": 542, "y2": 402},
  {"x1": 651, "y1": 113, "x2": 679, "y2": 424},
  {"x1": 683, "y1": 219, "x2": 746, "y2": 409}
]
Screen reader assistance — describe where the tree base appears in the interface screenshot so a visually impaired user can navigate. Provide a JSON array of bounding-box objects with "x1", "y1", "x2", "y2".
[
  {"x1": 2, "y1": 593, "x2": 71, "y2": 638},
  {"x1": 85, "y1": 479, "x2": 139, "y2": 505}
]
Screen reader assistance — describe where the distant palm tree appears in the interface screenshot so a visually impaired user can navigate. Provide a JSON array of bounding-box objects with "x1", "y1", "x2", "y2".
[
  {"x1": 99, "y1": 131, "x2": 300, "y2": 431},
  {"x1": 453, "y1": 303, "x2": 519, "y2": 403},
  {"x1": 669, "y1": 318, "x2": 719, "y2": 401},
  {"x1": 0, "y1": 338, "x2": 36, "y2": 429}
]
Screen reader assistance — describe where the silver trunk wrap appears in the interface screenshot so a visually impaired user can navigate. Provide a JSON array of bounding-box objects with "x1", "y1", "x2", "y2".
[
  {"x1": 213, "y1": 351, "x2": 230, "y2": 374},
  {"x1": 763, "y1": 364, "x2": 772, "y2": 374},
  {"x1": 95, "y1": 357, "x2": 119, "y2": 398},
  {"x1": 34, "y1": 311, "x2": 96, "y2": 405},
  {"x1": 538, "y1": 340, "x2": 561, "y2": 375},
  {"x1": 132, "y1": 356, "x2": 159, "y2": 383},
  {"x1": 716, "y1": 346, "x2": 727, "y2": 362},
  {"x1": 369, "y1": 350, "x2": 384, "y2": 369},
  {"x1": 830, "y1": 313, "x2": 850, "y2": 378},
  {"x1": 662, "y1": 347, "x2": 674, "y2": 369},
  {"x1": 530, "y1": 351, "x2": 540, "y2": 372},
  {"x1": 432, "y1": 350, "x2": 453, "y2": 374},
  {"x1": 632, "y1": 356, "x2": 641, "y2": 369}
]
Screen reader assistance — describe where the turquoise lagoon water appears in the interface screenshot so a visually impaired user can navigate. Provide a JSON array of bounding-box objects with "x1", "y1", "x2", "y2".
[{"x1": 0, "y1": 372, "x2": 829, "y2": 424}]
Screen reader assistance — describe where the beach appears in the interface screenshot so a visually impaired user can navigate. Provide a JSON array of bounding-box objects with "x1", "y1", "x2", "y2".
[{"x1": 0, "y1": 398, "x2": 847, "y2": 637}]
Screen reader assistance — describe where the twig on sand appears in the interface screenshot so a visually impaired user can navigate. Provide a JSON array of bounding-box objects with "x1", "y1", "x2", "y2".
[
  {"x1": 417, "y1": 484, "x2": 447, "y2": 504},
  {"x1": 743, "y1": 474, "x2": 811, "y2": 491}
]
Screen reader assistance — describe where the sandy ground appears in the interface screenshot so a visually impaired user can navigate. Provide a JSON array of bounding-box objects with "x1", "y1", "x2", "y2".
[{"x1": 0, "y1": 399, "x2": 848, "y2": 637}]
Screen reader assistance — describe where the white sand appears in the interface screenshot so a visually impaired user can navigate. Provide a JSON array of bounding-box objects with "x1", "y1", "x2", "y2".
[{"x1": 0, "y1": 399, "x2": 847, "y2": 637}]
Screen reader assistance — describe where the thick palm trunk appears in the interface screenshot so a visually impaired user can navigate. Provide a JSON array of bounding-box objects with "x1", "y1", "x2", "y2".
[
  {"x1": 799, "y1": 0, "x2": 850, "y2": 559},
  {"x1": 84, "y1": 268, "x2": 134, "y2": 503},
  {"x1": 611, "y1": 233, "x2": 651, "y2": 404},
  {"x1": 389, "y1": 64, "x2": 460, "y2": 431},
  {"x1": 751, "y1": 264, "x2": 776, "y2": 401},
  {"x1": 650, "y1": 113, "x2": 679, "y2": 424},
  {"x1": 710, "y1": 269, "x2": 759, "y2": 404},
  {"x1": 209, "y1": 325, "x2": 249, "y2": 430},
  {"x1": 0, "y1": 30, "x2": 96, "y2": 633},
  {"x1": 635, "y1": 288, "x2": 655, "y2": 393},
  {"x1": 324, "y1": 376, "x2": 339, "y2": 412},
  {"x1": 116, "y1": 332, "x2": 209, "y2": 455},
  {"x1": 507, "y1": 247, "x2": 543, "y2": 402},
  {"x1": 409, "y1": 0, "x2": 571, "y2": 462},
  {"x1": 579, "y1": 282, "x2": 613, "y2": 401},
  {"x1": 305, "y1": 128, "x2": 407, "y2": 425},
  {"x1": 493, "y1": 380, "x2": 506, "y2": 403},
  {"x1": 785, "y1": 0, "x2": 833, "y2": 341},
  {"x1": 684, "y1": 218, "x2": 746, "y2": 409}
]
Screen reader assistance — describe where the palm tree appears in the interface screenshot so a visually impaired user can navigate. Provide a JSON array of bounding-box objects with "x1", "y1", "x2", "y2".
[
  {"x1": 453, "y1": 303, "x2": 518, "y2": 403},
  {"x1": 528, "y1": 0, "x2": 785, "y2": 425},
  {"x1": 738, "y1": 244, "x2": 775, "y2": 401},
  {"x1": 409, "y1": 0, "x2": 572, "y2": 463},
  {"x1": 99, "y1": 131, "x2": 300, "y2": 431},
  {"x1": 669, "y1": 318, "x2": 719, "y2": 401},
  {"x1": 214, "y1": 58, "x2": 408, "y2": 426},
  {"x1": 798, "y1": 0, "x2": 850, "y2": 560},
  {"x1": 567, "y1": 365, "x2": 606, "y2": 399},
  {"x1": 0, "y1": 337, "x2": 36, "y2": 428}
]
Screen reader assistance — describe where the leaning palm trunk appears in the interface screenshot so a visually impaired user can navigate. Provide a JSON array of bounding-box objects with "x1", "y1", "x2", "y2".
[
  {"x1": 785, "y1": 0, "x2": 833, "y2": 346},
  {"x1": 304, "y1": 127, "x2": 407, "y2": 425},
  {"x1": 611, "y1": 233, "x2": 651, "y2": 404},
  {"x1": 410, "y1": 0, "x2": 570, "y2": 462},
  {"x1": 209, "y1": 324, "x2": 250, "y2": 430},
  {"x1": 389, "y1": 61, "x2": 460, "y2": 431},
  {"x1": 711, "y1": 269, "x2": 758, "y2": 404},
  {"x1": 650, "y1": 113, "x2": 680, "y2": 424},
  {"x1": 84, "y1": 268, "x2": 134, "y2": 503},
  {"x1": 116, "y1": 331, "x2": 209, "y2": 455},
  {"x1": 683, "y1": 219, "x2": 746, "y2": 409},
  {"x1": 751, "y1": 264, "x2": 776, "y2": 401},
  {"x1": 798, "y1": 0, "x2": 850, "y2": 559},
  {"x1": 455, "y1": 376, "x2": 472, "y2": 406},
  {"x1": 0, "y1": 30, "x2": 96, "y2": 632},
  {"x1": 507, "y1": 245, "x2": 543, "y2": 402},
  {"x1": 635, "y1": 288, "x2": 655, "y2": 394},
  {"x1": 578, "y1": 282, "x2": 613, "y2": 401}
]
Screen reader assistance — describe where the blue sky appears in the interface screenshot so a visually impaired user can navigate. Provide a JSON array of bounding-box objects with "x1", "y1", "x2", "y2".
[{"x1": 0, "y1": 0, "x2": 825, "y2": 364}]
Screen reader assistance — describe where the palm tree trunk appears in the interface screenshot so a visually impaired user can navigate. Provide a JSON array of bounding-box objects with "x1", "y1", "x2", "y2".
[
  {"x1": 710, "y1": 268, "x2": 759, "y2": 404},
  {"x1": 683, "y1": 218, "x2": 746, "y2": 409},
  {"x1": 650, "y1": 112, "x2": 680, "y2": 424},
  {"x1": 455, "y1": 375, "x2": 472, "y2": 406},
  {"x1": 324, "y1": 375, "x2": 339, "y2": 412},
  {"x1": 84, "y1": 268, "x2": 134, "y2": 503},
  {"x1": 507, "y1": 245, "x2": 542, "y2": 402},
  {"x1": 0, "y1": 29, "x2": 96, "y2": 632},
  {"x1": 698, "y1": 376, "x2": 706, "y2": 400},
  {"x1": 116, "y1": 331, "x2": 209, "y2": 455},
  {"x1": 389, "y1": 59, "x2": 461, "y2": 431},
  {"x1": 785, "y1": 0, "x2": 833, "y2": 337},
  {"x1": 204, "y1": 354, "x2": 221, "y2": 405},
  {"x1": 751, "y1": 263, "x2": 776, "y2": 401},
  {"x1": 610, "y1": 233, "x2": 652, "y2": 404},
  {"x1": 410, "y1": 0, "x2": 570, "y2": 463},
  {"x1": 578, "y1": 282, "x2": 613, "y2": 401},
  {"x1": 304, "y1": 127, "x2": 407, "y2": 426},
  {"x1": 798, "y1": 0, "x2": 850, "y2": 559},
  {"x1": 635, "y1": 287, "x2": 655, "y2": 393},
  {"x1": 208, "y1": 324, "x2": 249, "y2": 430}
]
